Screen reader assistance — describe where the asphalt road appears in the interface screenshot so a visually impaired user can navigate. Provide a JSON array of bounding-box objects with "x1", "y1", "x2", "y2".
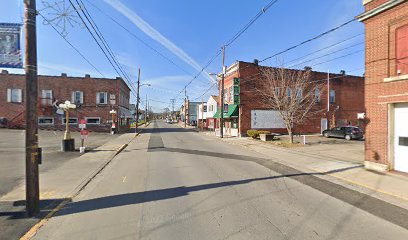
[{"x1": 32, "y1": 121, "x2": 408, "y2": 240}]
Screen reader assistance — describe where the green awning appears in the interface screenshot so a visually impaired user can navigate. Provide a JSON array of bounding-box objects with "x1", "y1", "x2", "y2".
[{"x1": 213, "y1": 104, "x2": 238, "y2": 119}]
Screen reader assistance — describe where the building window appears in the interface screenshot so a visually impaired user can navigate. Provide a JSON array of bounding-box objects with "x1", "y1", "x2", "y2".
[
  {"x1": 287, "y1": 88, "x2": 292, "y2": 99},
  {"x1": 396, "y1": 24, "x2": 408, "y2": 75},
  {"x1": 72, "y1": 91, "x2": 84, "y2": 104},
  {"x1": 41, "y1": 90, "x2": 53, "y2": 106},
  {"x1": 62, "y1": 118, "x2": 78, "y2": 125},
  {"x1": 314, "y1": 88, "x2": 320, "y2": 103},
  {"x1": 86, "y1": 117, "x2": 101, "y2": 125},
  {"x1": 7, "y1": 89, "x2": 22, "y2": 103},
  {"x1": 296, "y1": 88, "x2": 302, "y2": 101},
  {"x1": 96, "y1": 92, "x2": 108, "y2": 104},
  {"x1": 38, "y1": 117, "x2": 54, "y2": 125},
  {"x1": 329, "y1": 90, "x2": 335, "y2": 103},
  {"x1": 203, "y1": 106, "x2": 207, "y2": 112}
]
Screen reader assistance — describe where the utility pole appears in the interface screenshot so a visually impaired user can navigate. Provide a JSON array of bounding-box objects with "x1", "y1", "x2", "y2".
[
  {"x1": 184, "y1": 87, "x2": 187, "y2": 128},
  {"x1": 220, "y1": 45, "x2": 225, "y2": 138},
  {"x1": 170, "y1": 98, "x2": 175, "y2": 120},
  {"x1": 24, "y1": 0, "x2": 40, "y2": 217},
  {"x1": 145, "y1": 94, "x2": 147, "y2": 125},
  {"x1": 135, "y1": 68, "x2": 141, "y2": 134},
  {"x1": 201, "y1": 98, "x2": 204, "y2": 132}
]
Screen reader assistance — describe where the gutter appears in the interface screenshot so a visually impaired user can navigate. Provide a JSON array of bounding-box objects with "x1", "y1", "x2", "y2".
[{"x1": 356, "y1": 0, "x2": 407, "y2": 22}]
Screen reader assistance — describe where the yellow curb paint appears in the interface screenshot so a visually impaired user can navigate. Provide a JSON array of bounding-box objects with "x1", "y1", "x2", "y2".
[
  {"x1": 20, "y1": 132, "x2": 142, "y2": 239},
  {"x1": 307, "y1": 166, "x2": 408, "y2": 202},
  {"x1": 20, "y1": 199, "x2": 71, "y2": 240}
]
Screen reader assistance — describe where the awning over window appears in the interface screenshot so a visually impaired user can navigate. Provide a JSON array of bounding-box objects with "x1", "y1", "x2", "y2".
[{"x1": 212, "y1": 104, "x2": 238, "y2": 119}]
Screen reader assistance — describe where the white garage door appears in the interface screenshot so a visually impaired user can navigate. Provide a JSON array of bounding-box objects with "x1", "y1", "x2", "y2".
[{"x1": 394, "y1": 103, "x2": 408, "y2": 173}]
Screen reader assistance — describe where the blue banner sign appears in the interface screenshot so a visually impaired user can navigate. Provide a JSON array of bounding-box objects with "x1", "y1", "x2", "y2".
[{"x1": 0, "y1": 23, "x2": 23, "y2": 69}]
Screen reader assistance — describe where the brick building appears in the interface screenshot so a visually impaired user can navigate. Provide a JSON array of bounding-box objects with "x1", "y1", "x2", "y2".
[
  {"x1": 0, "y1": 70, "x2": 132, "y2": 132},
  {"x1": 214, "y1": 61, "x2": 365, "y2": 137},
  {"x1": 357, "y1": 0, "x2": 408, "y2": 173}
]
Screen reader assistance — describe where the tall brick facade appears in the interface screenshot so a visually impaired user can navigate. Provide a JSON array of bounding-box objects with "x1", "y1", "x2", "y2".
[
  {"x1": 357, "y1": 0, "x2": 408, "y2": 172},
  {"x1": 218, "y1": 61, "x2": 365, "y2": 137},
  {"x1": 0, "y1": 70, "x2": 132, "y2": 132}
]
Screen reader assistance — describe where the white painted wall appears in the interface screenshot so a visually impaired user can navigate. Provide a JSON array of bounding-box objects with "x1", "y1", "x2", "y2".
[{"x1": 251, "y1": 110, "x2": 286, "y2": 129}]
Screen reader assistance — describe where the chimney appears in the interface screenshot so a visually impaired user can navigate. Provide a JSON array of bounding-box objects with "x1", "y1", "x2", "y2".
[
  {"x1": 340, "y1": 70, "x2": 346, "y2": 75},
  {"x1": 116, "y1": 77, "x2": 123, "y2": 80},
  {"x1": 1, "y1": 70, "x2": 9, "y2": 74},
  {"x1": 85, "y1": 74, "x2": 91, "y2": 78},
  {"x1": 253, "y1": 59, "x2": 259, "y2": 66},
  {"x1": 61, "y1": 73, "x2": 67, "y2": 77}
]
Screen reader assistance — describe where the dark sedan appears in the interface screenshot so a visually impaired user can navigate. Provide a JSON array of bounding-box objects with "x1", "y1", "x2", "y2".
[{"x1": 322, "y1": 126, "x2": 364, "y2": 140}]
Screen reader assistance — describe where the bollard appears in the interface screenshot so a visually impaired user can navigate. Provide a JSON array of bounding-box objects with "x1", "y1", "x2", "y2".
[{"x1": 303, "y1": 135, "x2": 307, "y2": 145}]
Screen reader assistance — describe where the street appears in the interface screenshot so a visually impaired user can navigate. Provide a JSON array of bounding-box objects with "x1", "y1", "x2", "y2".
[{"x1": 30, "y1": 121, "x2": 408, "y2": 240}]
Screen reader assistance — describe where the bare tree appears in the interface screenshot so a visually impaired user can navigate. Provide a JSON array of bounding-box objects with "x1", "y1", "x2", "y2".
[{"x1": 257, "y1": 66, "x2": 325, "y2": 143}]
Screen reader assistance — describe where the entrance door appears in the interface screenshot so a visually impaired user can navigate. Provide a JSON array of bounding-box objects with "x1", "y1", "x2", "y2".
[
  {"x1": 321, "y1": 118, "x2": 328, "y2": 134},
  {"x1": 394, "y1": 103, "x2": 408, "y2": 173}
]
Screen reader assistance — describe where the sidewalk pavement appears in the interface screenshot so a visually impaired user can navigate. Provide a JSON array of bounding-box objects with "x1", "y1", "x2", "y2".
[
  {"x1": 0, "y1": 131, "x2": 139, "y2": 239},
  {"x1": 200, "y1": 131, "x2": 408, "y2": 205}
]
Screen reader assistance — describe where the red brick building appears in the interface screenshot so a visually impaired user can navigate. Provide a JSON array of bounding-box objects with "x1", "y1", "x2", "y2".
[
  {"x1": 357, "y1": 0, "x2": 408, "y2": 173},
  {"x1": 215, "y1": 61, "x2": 365, "y2": 137},
  {"x1": 0, "y1": 70, "x2": 132, "y2": 132}
]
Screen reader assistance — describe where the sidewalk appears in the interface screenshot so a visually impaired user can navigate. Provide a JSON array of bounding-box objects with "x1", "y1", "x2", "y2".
[
  {"x1": 200, "y1": 131, "x2": 408, "y2": 205},
  {"x1": 0, "y1": 131, "x2": 138, "y2": 239}
]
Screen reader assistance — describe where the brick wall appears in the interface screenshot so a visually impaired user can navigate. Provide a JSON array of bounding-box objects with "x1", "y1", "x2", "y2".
[
  {"x1": 360, "y1": 0, "x2": 408, "y2": 165},
  {"x1": 219, "y1": 61, "x2": 365, "y2": 136},
  {"x1": 0, "y1": 71, "x2": 131, "y2": 132}
]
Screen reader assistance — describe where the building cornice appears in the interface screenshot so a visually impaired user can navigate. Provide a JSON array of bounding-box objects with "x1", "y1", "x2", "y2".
[{"x1": 357, "y1": 0, "x2": 407, "y2": 22}]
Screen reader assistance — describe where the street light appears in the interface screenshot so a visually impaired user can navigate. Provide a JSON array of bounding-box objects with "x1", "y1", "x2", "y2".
[
  {"x1": 110, "y1": 109, "x2": 117, "y2": 135},
  {"x1": 59, "y1": 100, "x2": 76, "y2": 151}
]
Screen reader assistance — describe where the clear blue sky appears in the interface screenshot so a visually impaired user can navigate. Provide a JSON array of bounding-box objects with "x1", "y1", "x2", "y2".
[{"x1": 0, "y1": 0, "x2": 365, "y2": 111}]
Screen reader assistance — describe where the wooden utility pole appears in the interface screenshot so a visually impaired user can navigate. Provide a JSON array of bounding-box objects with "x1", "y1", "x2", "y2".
[
  {"x1": 220, "y1": 46, "x2": 225, "y2": 138},
  {"x1": 135, "y1": 68, "x2": 140, "y2": 134},
  {"x1": 201, "y1": 98, "x2": 204, "y2": 131},
  {"x1": 184, "y1": 87, "x2": 187, "y2": 128},
  {"x1": 24, "y1": 0, "x2": 40, "y2": 216},
  {"x1": 145, "y1": 94, "x2": 147, "y2": 124}
]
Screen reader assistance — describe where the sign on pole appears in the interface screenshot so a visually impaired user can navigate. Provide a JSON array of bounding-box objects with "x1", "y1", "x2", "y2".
[
  {"x1": 80, "y1": 129, "x2": 89, "y2": 140},
  {"x1": 79, "y1": 119, "x2": 86, "y2": 129},
  {"x1": 0, "y1": 23, "x2": 23, "y2": 68}
]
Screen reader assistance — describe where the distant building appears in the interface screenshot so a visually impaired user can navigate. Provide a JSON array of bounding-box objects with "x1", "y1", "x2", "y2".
[
  {"x1": 357, "y1": 0, "x2": 408, "y2": 173},
  {"x1": 214, "y1": 61, "x2": 365, "y2": 137},
  {"x1": 0, "y1": 70, "x2": 132, "y2": 132}
]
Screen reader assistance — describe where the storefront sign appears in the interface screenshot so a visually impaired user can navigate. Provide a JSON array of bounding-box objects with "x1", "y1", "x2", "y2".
[{"x1": 0, "y1": 23, "x2": 22, "y2": 68}]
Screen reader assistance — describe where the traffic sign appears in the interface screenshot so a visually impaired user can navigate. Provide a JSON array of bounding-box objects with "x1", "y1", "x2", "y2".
[
  {"x1": 80, "y1": 129, "x2": 89, "y2": 139},
  {"x1": 79, "y1": 119, "x2": 86, "y2": 129}
]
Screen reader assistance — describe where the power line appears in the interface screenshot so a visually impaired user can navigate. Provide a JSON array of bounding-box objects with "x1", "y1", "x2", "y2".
[
  {"x1": 260, "y1": 18, "x2": 357, "y2": 62},
  {"x1": 68, "y1": 0, "x2": 139, "y2": 100},
  {"x1": 284, "y1": 33, "x2": 364, "y2": 66},
  {"x1": 82, "y1": 0, "x2": 193, "y2": 76},
  {"x1": 38, "y1": 12, "x2": 105, "y2": 78},
  {"x1": 75, "y1": 0, "x2": 135, "y2": 90},
  {"x1": 225, "y1": 0, "x2": 279, "y2": 47}
]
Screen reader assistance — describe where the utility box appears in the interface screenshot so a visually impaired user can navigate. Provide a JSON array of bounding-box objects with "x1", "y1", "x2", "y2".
[{"x1": 260, "y1": 134, "x2": 275, "y2": 142}]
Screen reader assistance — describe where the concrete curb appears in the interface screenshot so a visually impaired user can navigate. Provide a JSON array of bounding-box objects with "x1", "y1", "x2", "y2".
[{"x1": 20, "y1": 133, "x2": 139, "y2": 240}]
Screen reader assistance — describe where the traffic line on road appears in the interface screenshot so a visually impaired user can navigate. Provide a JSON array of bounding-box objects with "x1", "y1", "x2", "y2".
[{"x1": 19, "y1": 132, "x2": 141, "y2": 240}]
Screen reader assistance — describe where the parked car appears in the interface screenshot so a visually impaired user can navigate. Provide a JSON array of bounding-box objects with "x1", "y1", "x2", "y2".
[
  {"x1": 166, "y1": 118, "x2": 173, "y2": 124},
  {"x1": 322, "y1": 126, "x2": 364, "y2": 140}
]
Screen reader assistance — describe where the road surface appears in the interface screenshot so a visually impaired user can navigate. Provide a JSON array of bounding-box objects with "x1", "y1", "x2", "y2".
[{"x1": 32, "y1": 121, "x2": 408, "y2": 239}]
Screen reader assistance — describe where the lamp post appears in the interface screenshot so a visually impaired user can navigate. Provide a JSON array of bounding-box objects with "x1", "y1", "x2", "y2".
[
  {"x1": 59, "y1": 100, "x2": 76, "y2": 151},
  {"x1": 110, "y1": 109, "x2": 117, "y2": 135}
]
